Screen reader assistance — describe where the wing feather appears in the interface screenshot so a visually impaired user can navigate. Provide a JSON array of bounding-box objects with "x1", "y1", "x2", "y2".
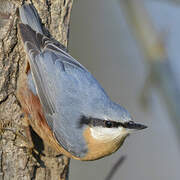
[{"x1": 19, "y1": 24, "x2": 95, "y2": 157}]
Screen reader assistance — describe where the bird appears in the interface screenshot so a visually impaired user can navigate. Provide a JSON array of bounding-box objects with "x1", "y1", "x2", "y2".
[{"x1": 17, "y1": 3, "x2": 147, "y2": 161}]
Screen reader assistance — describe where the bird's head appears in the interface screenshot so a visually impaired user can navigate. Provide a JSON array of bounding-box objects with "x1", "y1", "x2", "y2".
[{"x1": 79, "y1": 102, "x2": 147, "y2": 160}]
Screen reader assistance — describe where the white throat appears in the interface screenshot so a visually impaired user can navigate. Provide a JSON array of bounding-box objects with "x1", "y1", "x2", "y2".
[{"x1": 90, "y1": 126, "x2": 128, "y2": 142}]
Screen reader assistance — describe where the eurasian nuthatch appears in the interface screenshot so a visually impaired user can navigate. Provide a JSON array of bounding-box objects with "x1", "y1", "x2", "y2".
[{"x1": 17, "y1": 4, "x2": 147, "y2": 161}]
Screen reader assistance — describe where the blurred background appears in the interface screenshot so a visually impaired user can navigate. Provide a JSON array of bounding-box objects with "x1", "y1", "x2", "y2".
[{"x1": 68, "y1": 0, "x2": 180, "y2": 180}]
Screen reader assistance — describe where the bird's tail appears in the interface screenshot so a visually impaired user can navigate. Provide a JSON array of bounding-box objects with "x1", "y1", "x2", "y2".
[{"x1": 19, "y1": 4, "x2": 44, "y2": 34}]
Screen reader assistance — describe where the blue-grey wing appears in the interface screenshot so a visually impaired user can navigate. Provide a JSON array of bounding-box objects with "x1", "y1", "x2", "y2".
[{"x1": 19, "y1": 24, "x2": 109, "y2": 157}]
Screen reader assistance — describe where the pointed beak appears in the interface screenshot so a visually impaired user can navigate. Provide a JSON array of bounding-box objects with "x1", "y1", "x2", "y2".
[{"x1": 123, "y1": 121, "x2": 147, "y2": 130}]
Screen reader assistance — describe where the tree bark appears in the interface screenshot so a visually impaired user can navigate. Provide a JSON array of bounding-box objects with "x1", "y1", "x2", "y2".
[{"x1": 0, "y1": 0, "x2": 73, "y2": 179}]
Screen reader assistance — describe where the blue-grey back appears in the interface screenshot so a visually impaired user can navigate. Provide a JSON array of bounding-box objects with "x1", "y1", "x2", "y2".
[{"x1": 19, "y1": 4, "x2": 130, "y2": 158}]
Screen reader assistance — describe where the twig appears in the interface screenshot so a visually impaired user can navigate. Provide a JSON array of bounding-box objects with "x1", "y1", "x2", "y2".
[{"x1": 104, "y1": 156, "x2": 126, "y2": 180}]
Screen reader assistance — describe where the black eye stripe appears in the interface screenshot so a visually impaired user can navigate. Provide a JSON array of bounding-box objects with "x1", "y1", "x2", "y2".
[
  {"x1": 79, "y1": 116, "x2": 124, "y2": 128},
  {"x1": 79, "y1": 116, "x2": 147, "y2": 130}
]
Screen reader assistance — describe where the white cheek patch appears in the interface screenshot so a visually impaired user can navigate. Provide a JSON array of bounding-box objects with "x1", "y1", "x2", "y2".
[{"x1": 90, "y1": 127, "x2": 127, "y2": 141}]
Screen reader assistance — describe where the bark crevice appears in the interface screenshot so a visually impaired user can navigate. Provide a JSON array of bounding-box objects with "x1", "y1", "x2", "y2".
[{"x1": 0, "y1": 0, "x2": 73, "y2": 179}]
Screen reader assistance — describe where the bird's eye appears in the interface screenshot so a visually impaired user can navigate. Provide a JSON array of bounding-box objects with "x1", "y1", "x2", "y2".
[
  {"x1": 105, "y1": 121, "x2": 113, "y2": 128},
  {"x1": 128, "y1": 121, "x2": 135, "y2": 125}
]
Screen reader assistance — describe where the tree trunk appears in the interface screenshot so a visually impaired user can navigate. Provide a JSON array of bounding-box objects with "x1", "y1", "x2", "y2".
[{"x1": 0, "y1": 0, "x2": 73, "y2": 179}]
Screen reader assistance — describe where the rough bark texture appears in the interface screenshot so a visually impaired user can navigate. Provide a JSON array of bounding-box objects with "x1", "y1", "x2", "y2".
[{"x1": 0, "y1": 0, "x2": 73, "y2": 179}]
